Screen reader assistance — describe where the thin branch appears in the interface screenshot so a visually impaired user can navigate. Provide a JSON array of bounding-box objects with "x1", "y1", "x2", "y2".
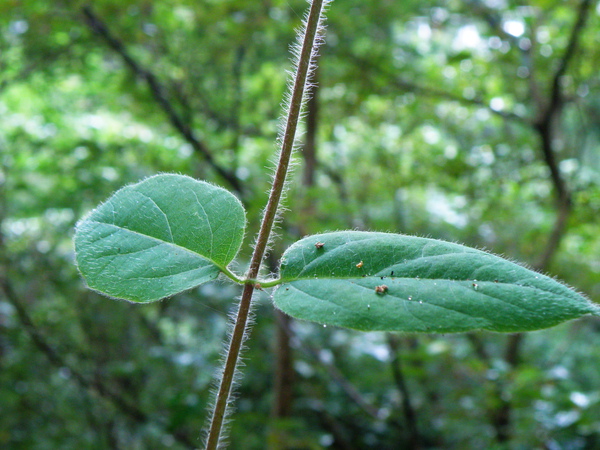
[
  {"x1": 81, "y1": 6, "x2": 243, "y2": 195},
  {"x1": 546, "y1": 0, "x2": 593, "y2": 127},
  {"x1": 465, "y1": 333, "x2": 490, "y2": 362},
  {"x1": 534, "y1": 0, "x2": 592, "y2": 203},
  {"x1": 387, "y1": 334, "x2": 421, "y2": 449},
  {"x1": 534, "y1": 0, "x2": 593, "y2": 269},
  {"x1": 277, "y1": 313, "x2": 382, "y2": 420},
  {"x1": 271, "y1": 311, "x2": 295, "y2": 418},
  {"x1": 204, "y1": 2, "x2": 328, "y2": 448}
]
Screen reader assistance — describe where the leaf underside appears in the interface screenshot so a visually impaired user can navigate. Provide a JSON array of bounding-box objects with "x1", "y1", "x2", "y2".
[
  {"x1": 74, "y1": 174, "x2": 246, "y2": 303},
  {"x1": 273, "y1": 231, "x2": 598, "y2": 333}
]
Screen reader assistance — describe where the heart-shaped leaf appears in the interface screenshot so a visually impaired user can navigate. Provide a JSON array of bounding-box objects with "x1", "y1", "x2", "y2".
[
  {"x1": 74, "y1": 174, "x2": 246, "y2": 302},
  {"x1": 273, "y1": 231, "x2": 599, "y2": 332}
]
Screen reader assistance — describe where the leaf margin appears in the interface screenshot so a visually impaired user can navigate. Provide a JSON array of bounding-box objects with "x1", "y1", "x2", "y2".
[
  {"x1": 273, "y1": 231, "x2": 600, "y2": 333},
  {"x1": 74, "y1": 173, "x2": 246, "y2": 303}
]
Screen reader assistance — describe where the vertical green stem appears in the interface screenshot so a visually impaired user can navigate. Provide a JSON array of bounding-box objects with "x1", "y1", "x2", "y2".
[{"x1": 204, "y1": 1, "x2": 327, "y2": 448}]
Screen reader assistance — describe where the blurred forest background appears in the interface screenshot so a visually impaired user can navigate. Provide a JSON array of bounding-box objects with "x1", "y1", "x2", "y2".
[{"x1": 1, "y1": 0, "x2": 600, "y2": 448}]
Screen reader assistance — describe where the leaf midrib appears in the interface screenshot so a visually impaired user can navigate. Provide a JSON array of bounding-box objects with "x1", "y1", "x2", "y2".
[
  {"x1": 278, "y1": 274, "x2": 567, "y2": 301},
  {"x1": 88, "y1": 220, "x2": 228, "y2": 273},
  {"x1": 284, "y1": 283, "x2": 490, "y2": 331}
]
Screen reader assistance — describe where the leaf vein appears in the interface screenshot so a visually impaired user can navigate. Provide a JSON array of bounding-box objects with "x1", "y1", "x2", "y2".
[{"x1": 135, "y1": 191, "x2": 174, "y2": 243}]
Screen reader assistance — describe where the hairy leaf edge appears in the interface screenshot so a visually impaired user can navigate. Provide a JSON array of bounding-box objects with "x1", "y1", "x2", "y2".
[{"x1": 73, "y1": 173, "x2": 248, "y2": 301}]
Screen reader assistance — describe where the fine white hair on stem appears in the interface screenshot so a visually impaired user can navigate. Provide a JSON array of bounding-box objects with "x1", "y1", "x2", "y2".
[
  {"x1": 204, "y1": 2, "x2": 330, "y2": 448},
  {"x1": 202, "y1": 291, "x2": 257, "y2": 448},
  {"x1": 251, "y1": 0, "x2": 331, "y2": 275}
]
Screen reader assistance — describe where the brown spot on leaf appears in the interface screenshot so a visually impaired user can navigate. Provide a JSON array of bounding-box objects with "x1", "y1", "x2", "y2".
[{"x1": 375, "y1": 285, "x2": 388, "y2": 294}]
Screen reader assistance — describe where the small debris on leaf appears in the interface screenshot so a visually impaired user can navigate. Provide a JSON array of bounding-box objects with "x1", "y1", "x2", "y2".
[
  {"x1": 375, "y1": 284, "x2": 388, "y2": 294},
  {"x1": 356, "y1": 261, "x2": 364, "y2": 268}
]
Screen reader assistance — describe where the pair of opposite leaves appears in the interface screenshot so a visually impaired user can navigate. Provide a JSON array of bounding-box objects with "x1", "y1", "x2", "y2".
[{"x1": 74, "y1": 174, "x2": 599, "y2": 333}]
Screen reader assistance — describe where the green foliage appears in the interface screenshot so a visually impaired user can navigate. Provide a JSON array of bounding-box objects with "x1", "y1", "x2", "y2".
[
  {"x1": 75, "y1": 174, "x2": 245, "y2": 302},
  {"x1": 2, "y1": 0, "x2": 600, "y2": 448},
  {"x1": 274, "y1": 231, "x2": 598, "y2": 332},
  {"x1": 75, "y1": 180, "x2": 596, "y2": 333}
]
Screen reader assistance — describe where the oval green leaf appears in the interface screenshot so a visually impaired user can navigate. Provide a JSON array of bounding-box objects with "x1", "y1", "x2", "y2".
[
  {"x1": 273, "y1": 231, "x2": 599, "y2": 333},
  {"x1": 74, "y1": 174, "x2": 246, "y2": 302}
]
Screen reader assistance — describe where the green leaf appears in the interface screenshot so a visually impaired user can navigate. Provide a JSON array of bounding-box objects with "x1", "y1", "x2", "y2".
[
  {"x1": 273, "y1": 231, "x2": 599, "y2": 333},
  {"x1": 74, "y1": 174, "x2": 246, "y2": 303}
]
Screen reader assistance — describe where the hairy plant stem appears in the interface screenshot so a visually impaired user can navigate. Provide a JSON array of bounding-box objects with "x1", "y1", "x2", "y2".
[{"x1": 204, "y1": 1, "x2": 327, "y2": 448}]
